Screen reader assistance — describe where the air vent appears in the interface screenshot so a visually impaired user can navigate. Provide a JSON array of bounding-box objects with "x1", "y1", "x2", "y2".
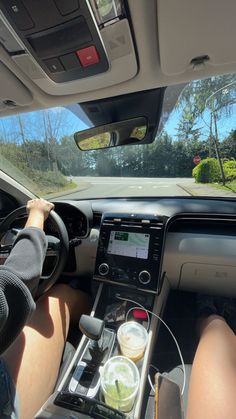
[
  {"x1": 93, "y1": 211, "x2": 102, "y2": 226},
  {"x1": 168, "y1": 216, "x2": 236, "y2": 235},
  {"x1": 103, "y1": 214, "x2": 165, "y2": 229}
]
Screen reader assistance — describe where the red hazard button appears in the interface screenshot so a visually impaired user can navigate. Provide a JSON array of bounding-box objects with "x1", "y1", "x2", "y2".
[{"x1": 76, "y1": 46, "x2": 100, "y2": 67}]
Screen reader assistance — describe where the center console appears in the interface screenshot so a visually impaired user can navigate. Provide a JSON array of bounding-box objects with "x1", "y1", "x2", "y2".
[
  {"x1": 36, "y1": 213, "x2": 168, "y2": 419},
  {"x1": 94, "y1": 213, "x2": 167, "y2": 293}
]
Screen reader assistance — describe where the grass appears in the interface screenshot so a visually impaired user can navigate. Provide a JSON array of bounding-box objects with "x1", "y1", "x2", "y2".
[
  {"x1": 36, "y1": 181, "x2": 78, "y2": 197},
  {"x1": 25, "y1": 169, "x2": 79, "y2": 197},
  {"x1": 208, "y1": 180, "x2": 236, "y2": 193}
]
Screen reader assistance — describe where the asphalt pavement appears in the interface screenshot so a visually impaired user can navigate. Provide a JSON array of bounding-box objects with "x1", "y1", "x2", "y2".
[
  {"x1": 56, "y1": 176, "x2": 236, "y2": 199},
  {"x1": 59, "y1": 177, "x2": 194, "y2": 199}
]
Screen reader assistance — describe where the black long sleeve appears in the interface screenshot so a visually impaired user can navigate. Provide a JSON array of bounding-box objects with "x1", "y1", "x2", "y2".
[
  {"x1": 1, "y1": 227, "x2": 47, "y2": 295},
  {"x1": 0, "y1": 227, "x2": 47, "y2": 354}
]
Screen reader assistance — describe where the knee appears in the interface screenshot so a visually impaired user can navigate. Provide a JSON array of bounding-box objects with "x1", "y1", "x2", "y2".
[
  {"x1": 47, "y1": 282, "x2": 91, "y2": 312},
  {"x1": 45, "y1": 283, "x2": 74, "y2": 300},
  {"x1": 200, "y1": 314, "x2": 229, "y2": 336},
  {"x1": 203, "y1": 314, "x2": 226, "y2": 327},
  {"x1": 36, "y1": 284, "x2": 73, "y2": 320}
]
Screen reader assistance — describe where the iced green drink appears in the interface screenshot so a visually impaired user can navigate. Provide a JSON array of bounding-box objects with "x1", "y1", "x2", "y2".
[{"x1": 100, "y1": 356, "x2": 140, "y2": 412}]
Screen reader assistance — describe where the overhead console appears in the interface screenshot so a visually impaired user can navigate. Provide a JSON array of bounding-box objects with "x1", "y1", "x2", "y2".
[
  {"x1": 0, "y1": 0, "x2": 109, "y2": 83},
  {"x1": 1, "y1": 0, "x2": 109, "y2": 83},
  {"x1": 0, "y1": 0, "x2": 137, "y2": 95}
]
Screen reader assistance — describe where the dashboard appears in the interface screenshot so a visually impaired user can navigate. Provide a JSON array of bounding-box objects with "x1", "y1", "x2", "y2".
[
  {"x1": 53, "y1": 202, "x2": 90, "y2": 239},
  {"x1": 1, "y1": 191, "x2": 236, "y2": 297},
  {"x1": 56, "y1": 196, "x2": 236, "y2": 298}
]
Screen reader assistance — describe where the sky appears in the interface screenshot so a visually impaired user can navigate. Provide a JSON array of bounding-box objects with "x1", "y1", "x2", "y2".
[
  {"x1": 0, "y1": 105, "x2": 89, "y2": 143},
  {"x1": 0, "y1": 89, "x2": 235, "y2": 144}
]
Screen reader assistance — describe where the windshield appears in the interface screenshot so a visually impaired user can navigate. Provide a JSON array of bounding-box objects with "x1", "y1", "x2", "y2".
[{"x1": 1, "y1": 73, "x2": 236, "y2": 199}]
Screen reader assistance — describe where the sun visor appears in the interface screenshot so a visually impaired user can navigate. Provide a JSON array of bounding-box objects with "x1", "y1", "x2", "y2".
[
  {"x1": 0, "y1": 61, "x2": 33, "y2": 110},
  {"x1": 157, "y1": 0, "x2": 236, "y2": 75}
]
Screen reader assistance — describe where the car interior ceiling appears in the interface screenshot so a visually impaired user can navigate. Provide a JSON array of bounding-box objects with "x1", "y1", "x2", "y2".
[{"x1": 0, "y1": 0, "x2": 236, "y2": 418}]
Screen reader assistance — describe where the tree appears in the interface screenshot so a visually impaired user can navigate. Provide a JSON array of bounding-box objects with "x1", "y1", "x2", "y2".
[
  {"x1": 150, "y1": 132, "x2": 174, "y2": 177},
  {"x1": 176, "y1": 74, "x2": 236, "y2": 183},
  {"x1": 41, "y1": 108, "x2": 71, "y2": 172},
  {"x1": 177, "y1": 74, "x2": 236, "y2": 117},
  {"x1": 176, "y1": 104, "x2": 202, "y2": 142},
  {"x1": 219, "y1": 130, "x2": 236, "y2": 159}
]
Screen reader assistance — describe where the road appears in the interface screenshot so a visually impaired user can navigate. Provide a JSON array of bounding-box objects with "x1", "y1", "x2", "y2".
[{"x1": 60, "y1": 177, "x2": 194, "y2": 199}]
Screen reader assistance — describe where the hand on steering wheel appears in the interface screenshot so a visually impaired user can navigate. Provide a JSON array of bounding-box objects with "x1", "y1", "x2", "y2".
[{"x1": 0, "y1": 202, "x2": 69, "y2": 296}]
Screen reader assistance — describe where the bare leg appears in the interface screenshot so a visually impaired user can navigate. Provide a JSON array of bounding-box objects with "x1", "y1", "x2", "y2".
[
  {"x1": 187, "y1": 315, "x2": 236, "y2": 419},
  {"x1": 2, "y1": 284, "x2": 91, "y2": 419}
]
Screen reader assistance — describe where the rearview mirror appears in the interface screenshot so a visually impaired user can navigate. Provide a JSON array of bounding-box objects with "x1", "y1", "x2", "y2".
[{"x1": 74, "y1": 117, "x2": 147, "y2": 151}]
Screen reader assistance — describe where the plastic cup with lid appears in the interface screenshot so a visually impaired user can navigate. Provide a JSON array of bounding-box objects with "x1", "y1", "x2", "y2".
[
  {"x1": 100, "y1": 355, "x2": 140, "y2": 412},
  {"x1": 117, "y1": 321, "x2": 148, "y2": 362}
]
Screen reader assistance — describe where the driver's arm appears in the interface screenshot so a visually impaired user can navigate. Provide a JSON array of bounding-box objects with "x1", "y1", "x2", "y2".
[
  {"x1": 1, "y1": 199, "x2": 54, "y2": 295},
  {"x1": 0, "y1": 199, "x2": 54, "y2": 353}
]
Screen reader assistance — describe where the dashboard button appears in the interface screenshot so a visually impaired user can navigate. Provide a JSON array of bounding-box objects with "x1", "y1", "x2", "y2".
[
  {"x1": 60, "y1": 53, "x2": 80, "y2": 70},
  {"x1": 44, "y1": 58, "x2": 64, "y2": 73},
  {"x1": 4, "y1": 1, "x2": 34, "y2": 31},
  {"x1": 138, "y1": 270, "x2": 151, "y2": 285},
  {"x1": 76, "y1": 46, "x2": 100, "y2": 67},
  {"x1": 98, "y1": 263, "x2": 109, "y2": 276}
]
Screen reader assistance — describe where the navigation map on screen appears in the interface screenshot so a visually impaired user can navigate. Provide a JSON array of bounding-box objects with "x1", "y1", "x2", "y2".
[{"x1": 107, "y1": 231, "x2": 150, "y2": 259}]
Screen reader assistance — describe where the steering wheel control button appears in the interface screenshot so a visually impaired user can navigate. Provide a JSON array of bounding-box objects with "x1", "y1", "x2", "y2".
[
  {"x1": 76, "y1": 45, "x2": 100, "y2": 67},
  {"x1": 138, "y1": 270, "x2": 151, "y2": 285},
  {"x1": 98, "y1": 263, "x2": 109, "y2": 276}
]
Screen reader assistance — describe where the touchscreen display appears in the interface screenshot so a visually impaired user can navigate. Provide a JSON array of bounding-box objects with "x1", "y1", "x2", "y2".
[{"x1": 107, "y1": 231, "x2": 150, "y2": 259}]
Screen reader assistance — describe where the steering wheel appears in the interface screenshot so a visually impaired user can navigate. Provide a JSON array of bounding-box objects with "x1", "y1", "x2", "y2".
[{"x1": 0, "y1": 206, "x2": 69, "y2": 296}]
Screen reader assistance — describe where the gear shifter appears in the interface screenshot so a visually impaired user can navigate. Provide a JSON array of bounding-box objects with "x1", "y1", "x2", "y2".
[
  {"x1": 79, "y1": 315, "x2": 104, "y2": 351},
  {"x1": 79, "y1": 315, "x2": 107, "y2": 365},
  {"x1": 69, "y1": 315, "x2": 115, "y2": 398}
]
